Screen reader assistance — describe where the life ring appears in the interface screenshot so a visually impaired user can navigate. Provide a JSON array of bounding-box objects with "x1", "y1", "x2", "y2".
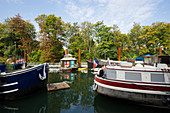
[{"x1": 39, "y1": 64, "x2": 46, "y2": 80}]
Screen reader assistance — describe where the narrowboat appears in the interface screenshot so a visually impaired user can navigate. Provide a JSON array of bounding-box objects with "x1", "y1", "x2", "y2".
[
  {"x1": 93, "y1": 60, "x2": 170, "y2": 108},
  {"x1": 0, "y1": 63, "x2": 48, "y2": 100}
]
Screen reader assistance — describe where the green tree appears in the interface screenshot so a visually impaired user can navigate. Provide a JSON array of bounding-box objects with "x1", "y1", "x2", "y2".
[
  {"x1": 68, "y1": 21, "x2": 95, "y2": 60},
  {"x1": 27, "y1": 50, "x2": 41, "y2": 62},
  {"x1": 94, "y1": 24, "x2": 126, "y2": 60},
  {"x1": 35, "y1": 14, "x2": 64, "y2": 62},
  {"x1": 93, "y1": 21, "x2": 106, "y2": 44},
  {"x1": 0, "y1": 14, "x2": 36, "y2": 59},
  {"x1": 128, "y1": 22, "x2": 143, "y2": 56},
  {"x1": 80, "y1": 21, "x2": 94, "y2": 59},
  {"x1": 141, "y1": 22, "x2": 170, "y2": 55},
  {"x1": 63, "y1": 22, "x2": 79, "y2": 50},
  {"x1": 0, "y1": 21, "x2": 16, "y2": 57}
]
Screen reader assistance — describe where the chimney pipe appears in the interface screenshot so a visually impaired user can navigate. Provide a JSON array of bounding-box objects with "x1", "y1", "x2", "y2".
[{"x1": 65, "y1": 49, "x2": 68, "y2": 55}]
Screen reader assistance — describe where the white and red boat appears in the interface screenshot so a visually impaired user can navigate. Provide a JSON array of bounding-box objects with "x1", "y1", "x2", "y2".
[{"x1": 93, "y1": 61, "x2": 170, "y2": 108}]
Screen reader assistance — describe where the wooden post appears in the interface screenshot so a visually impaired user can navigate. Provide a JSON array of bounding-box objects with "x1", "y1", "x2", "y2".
[
  {"x1": 159, "y1": 47, "x2": 162, "y2": 56},
  {"x1": 24, "y1": 50, "x2": 27, "y2": 67},
  {"x1": 79, "y1": 49, "x2": 81, "y2": 68},
  {"x1": 118, "y1": 48, "x2": 121, "y2": 61}
]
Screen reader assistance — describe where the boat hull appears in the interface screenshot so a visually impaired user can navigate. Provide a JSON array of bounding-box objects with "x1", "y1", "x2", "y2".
[
  {"x1": 94, "y1": 75, "x2": 170, "y2": 109},
  {"x1": 0, "y1": 64, "x2": 48, "y2": 100},
  {"x1": 0, "y1": 64, "x2": 7, "y2": 72},
  {"x1": 59, "y1": 68, "x2": 72, "y2": 73}
]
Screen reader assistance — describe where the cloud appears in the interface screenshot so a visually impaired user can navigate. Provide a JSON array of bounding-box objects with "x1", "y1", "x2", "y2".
[
  {"x1": 50, "y1": 0, "x2": 163, "y2": 33},
  {"x1": 65, "y1": 1, "x2": 95, "y2": 22},
  {"x1": 101, "y1": 0, "x2": 162, "y2": 33}
]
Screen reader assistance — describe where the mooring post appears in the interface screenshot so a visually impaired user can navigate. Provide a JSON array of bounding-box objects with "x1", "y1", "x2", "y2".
[
  {"x1": 79, "y1": 49, "x2": 81, "y2": 68},
  {"x1": 24, "y1": 50, "x2": 27, "y2": 67},
  {"x1": 118, "y1": 48, "x2": 121, "y2": 61},
  {"x1": 159, "y1": 47, "x2": 162, "y2": 56}
]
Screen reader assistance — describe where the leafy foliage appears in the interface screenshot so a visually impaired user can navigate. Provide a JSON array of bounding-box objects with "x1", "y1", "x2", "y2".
[
  {"x1": 0, "y1": 14, "x2": 36, "y2": 59},
  {"x1": 0, "y1": 14, "x2": 169, "y2": 62},
  {"x1": 35, "y1": 14, "x2": 64, "y2": 62}
]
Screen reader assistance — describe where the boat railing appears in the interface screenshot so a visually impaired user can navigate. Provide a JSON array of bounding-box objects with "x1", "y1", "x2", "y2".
[{"x1": 28, "y1": 62, "x2": 60, "y2": 66}]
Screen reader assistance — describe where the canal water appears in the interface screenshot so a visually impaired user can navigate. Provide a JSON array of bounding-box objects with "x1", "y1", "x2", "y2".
[{"x1": 0, "y1": 70, "x2": 170, "y2": 113}]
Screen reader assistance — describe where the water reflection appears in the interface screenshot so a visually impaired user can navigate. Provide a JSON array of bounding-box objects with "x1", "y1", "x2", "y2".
[
  {"x1": 59, "y1": 72, "x2": 75, "y2": 81},
  {"x1": 48, "y1": 71, "x2": 95, "y2": 113},
  {"x1": 0, "y1": 90, "x2": 48, "y2": 113},
  {"x1": 94, "y1": 93, "x2": 170, "y2": 113},
  {"x1": 48, "y1": 72, "x2": 77, "y2": 83},
  {"x1": 1, "y1": 71, "x2": 169, "y2": 113}
]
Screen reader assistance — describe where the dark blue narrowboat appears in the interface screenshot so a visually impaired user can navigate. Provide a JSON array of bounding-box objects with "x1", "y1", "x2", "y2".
[
  {"x1": 0, "y1": 64, "x2": 7, "y2": 72},
  {"x1": 0, "y1": 63, "x2": 48, "y2": 100}
]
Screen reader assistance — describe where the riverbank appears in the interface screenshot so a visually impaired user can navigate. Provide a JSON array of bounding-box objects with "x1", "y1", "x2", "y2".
[{"x1": 27, "y1": 62, "x2": 88, "y2": 73}]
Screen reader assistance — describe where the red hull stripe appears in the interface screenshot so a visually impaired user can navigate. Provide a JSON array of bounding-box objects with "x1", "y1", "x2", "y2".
[
  {"x1": 60, "y1": 68, "x2": 72, "y2": 71},
  {"x1": 107, "y1": 78, "x2": 170, "y2": 86},
  {"x1": 95, "y1": 76, "x2": 170, "y2": 92}
]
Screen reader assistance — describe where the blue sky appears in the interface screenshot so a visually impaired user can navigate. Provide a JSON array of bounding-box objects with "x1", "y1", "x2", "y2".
[{"x1": 0, "y1": 0, "x2": 169, "y2": 33}]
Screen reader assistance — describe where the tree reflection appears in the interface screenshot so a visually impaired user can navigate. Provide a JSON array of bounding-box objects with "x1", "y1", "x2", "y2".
[
  {"x1": 48, "y1": 71, "x2": 95, "y2": 113},
  {"x1": 0, "y1": 90, "x2": 48, "y2": 113}
]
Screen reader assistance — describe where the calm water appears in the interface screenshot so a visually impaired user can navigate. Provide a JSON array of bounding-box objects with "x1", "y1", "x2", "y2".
[{"x1": 0, "y1": 70, "x2": 170, "y2": 113}]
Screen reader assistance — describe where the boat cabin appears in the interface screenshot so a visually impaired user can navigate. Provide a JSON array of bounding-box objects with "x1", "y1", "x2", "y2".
[
  {"x1": 60, "y1": 54, "x2": 77, "y2": 68},
  {"x1": 144, "y1": 55, "x2": 170, "y2": 66}
]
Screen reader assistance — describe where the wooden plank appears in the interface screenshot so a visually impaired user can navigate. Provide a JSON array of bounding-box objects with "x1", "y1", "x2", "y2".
[{"x1": 47, "y1": 82, "x2": 70, "y2": 91}]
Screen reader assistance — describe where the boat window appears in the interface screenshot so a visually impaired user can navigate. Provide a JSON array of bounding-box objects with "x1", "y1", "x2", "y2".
[
  {"x1": 106, "y1": 69, "x2": 116, "y2": 79},
  {"x1": 125, "y1": 72, "x2": 141, "y2": 81},
  {"x1": 151, "y1": 73, "x2": 164, "y2": 82}
]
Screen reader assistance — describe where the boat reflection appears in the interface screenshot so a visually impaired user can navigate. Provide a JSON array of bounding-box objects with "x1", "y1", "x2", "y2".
[
  {"x1": 0, "y1": 90, "x2": 48, "y2": 113},
  {"x1": 59, "y1": 72, "x2": 75, "y2": 81},
  {"x1": 48, "y1": 71, "x2": 95, "y2": 113},
  {"x1": 94, "y1": 94, "x2": 170, "y2": 113}
]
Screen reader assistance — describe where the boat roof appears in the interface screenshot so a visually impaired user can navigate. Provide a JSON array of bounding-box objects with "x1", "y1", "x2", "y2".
[
  {"x1": 144, "y1": 55, "x2": 170, "y2": 58},
  {"x1": 109, "y1": 60, "x2": 121, "y2": 63},
  {"x1": 60, "y1": 58, "x2": 77, "y2": 61}
]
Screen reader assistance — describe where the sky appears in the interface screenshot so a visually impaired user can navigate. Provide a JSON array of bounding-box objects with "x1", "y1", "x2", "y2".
[{"x1": 0, "y1": 0, "x2": 169, "y2": 34}]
